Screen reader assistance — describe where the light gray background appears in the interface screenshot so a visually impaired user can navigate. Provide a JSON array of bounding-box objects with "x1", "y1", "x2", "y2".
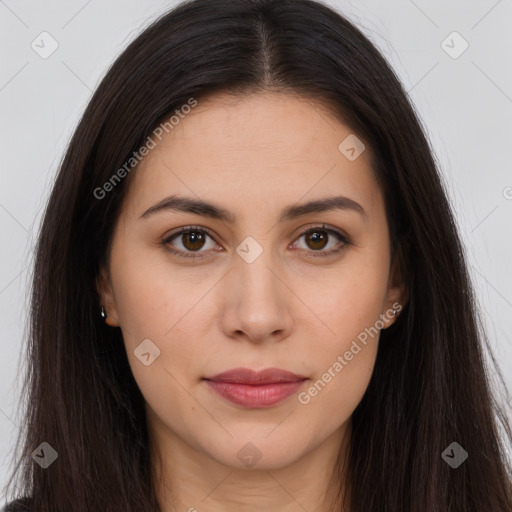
[{"x1": 1, "y1": 0, "x2": 511, "y2": 497}]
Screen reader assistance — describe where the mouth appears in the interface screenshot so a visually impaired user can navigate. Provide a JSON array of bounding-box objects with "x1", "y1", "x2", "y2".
[{"x1": 202, "y1": 367, "x2": 308, "y2": 408}]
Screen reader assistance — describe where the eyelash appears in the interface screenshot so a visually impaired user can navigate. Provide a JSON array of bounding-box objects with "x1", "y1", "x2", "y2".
[{"x1": 160, "y1": 224, "x2": 351, "y2": 260}]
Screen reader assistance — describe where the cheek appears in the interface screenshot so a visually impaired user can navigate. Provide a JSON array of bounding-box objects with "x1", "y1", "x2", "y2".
[
  {"x1": 295, "y1": 256, "x2": 388, "y2": 423},
  {"x1": 109, "y1": 259, "x2": 203, "y2": 423},
  {"x1": 315, "y1": 253, "x2": 389, "y2": 338},
  {"x1": 109, "y1": 239, "x2": 183, "y2": 336},
  {"x1": 109, "y1": 243, "x2": 211, "y2": 378},
  {"x1": 297, "y1": 292, "x2": 382, "y2": 434},
  {"x1": 297, "y1": 342, "x2": 377, "y2": 439}
]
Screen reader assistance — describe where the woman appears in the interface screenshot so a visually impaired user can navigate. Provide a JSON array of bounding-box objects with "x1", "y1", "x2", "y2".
[{"x1": 3, "y1": 0, "x2": 511, "y2": 510}]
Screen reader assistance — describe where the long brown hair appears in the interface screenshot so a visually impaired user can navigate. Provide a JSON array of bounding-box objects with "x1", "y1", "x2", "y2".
[{"x1": 3, "y1": 0, "x2": 512, "y2": 510}]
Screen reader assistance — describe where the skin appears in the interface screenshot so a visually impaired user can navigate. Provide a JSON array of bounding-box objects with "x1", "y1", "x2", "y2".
[{"x1": 97, "y1": 92, "x2": 407, "y2": 512}]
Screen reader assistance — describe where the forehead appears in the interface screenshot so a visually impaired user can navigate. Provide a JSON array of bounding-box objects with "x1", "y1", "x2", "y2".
[{"x1": 123, "y1": 92, "x2": 382, "y2": 221}]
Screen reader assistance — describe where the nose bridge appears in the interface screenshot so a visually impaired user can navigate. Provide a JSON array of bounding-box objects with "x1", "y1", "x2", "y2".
[
  {"x1": 222, "y1": 234, "x2": 293, "y2": 342},
  {"x1": 234, "y1": 234, "x2": 282, "y2": 301}
]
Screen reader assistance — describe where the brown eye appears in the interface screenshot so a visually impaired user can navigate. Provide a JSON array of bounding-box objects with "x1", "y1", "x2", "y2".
[
  {"x1": 162, "y1": 224, "x2": 349, "y2": 261},
  {"x1": 163, "y1": 227, "x2": 218, "y2": 259},
  {"x1": 304, "y1": 229, "x2": 329, "y2": 251},
  {"x1": 293, "y1": 225, "x2": 349, "y2": 257},
  {"x1": 181, "y1": 231, "x2": 207, "y2": 251}
]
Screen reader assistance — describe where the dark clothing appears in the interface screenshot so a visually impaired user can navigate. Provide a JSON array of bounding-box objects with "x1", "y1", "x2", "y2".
[{"x1": 1, "y1": 498, "x2": 32, "y2": 512}]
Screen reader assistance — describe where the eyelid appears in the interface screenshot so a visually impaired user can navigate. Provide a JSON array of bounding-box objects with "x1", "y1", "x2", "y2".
[
  {"x1": 161, "y1": 223, "x2": 350, "y2": 259},
  {"x1": 161, "y1": 225, "x2": 219, "y2": 259},
  {"x1": 290, "y1": 224, "x2": 351, "y2": 258}
]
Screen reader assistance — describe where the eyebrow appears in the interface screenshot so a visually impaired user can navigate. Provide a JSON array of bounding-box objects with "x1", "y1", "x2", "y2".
[{"x1": 139, "y1": 194, "x2": 368, "y2": 223}]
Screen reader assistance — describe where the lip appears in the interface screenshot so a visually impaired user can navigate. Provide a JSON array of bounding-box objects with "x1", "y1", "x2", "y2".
[{"x1": 203, "y1": 367, "x2": 308, "y2": 408}]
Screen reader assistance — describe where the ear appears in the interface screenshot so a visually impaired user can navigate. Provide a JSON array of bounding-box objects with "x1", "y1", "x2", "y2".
[
  {"x1": 381, "y1": 239, "x2": 410, "y2": 329},
  {"x1": 96, "y1": 266, "x2": 120, "y2": 327}
]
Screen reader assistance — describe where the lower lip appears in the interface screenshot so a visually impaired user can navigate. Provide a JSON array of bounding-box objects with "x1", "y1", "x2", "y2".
[{"x1": 204, "y1": 380, "x2": 307, "y2": 408}]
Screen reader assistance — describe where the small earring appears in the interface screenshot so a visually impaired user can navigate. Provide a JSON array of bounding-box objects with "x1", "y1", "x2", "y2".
[
  {"x1": 392, "y1": 308, "x2": 398, "y2": 317},
  {"x1": 100, "y1": 305, "x2": 107, "y2": 321}
]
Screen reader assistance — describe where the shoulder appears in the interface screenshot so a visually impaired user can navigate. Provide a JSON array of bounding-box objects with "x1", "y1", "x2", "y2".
[{"x1": 1, "y1": 498, "x2": 33, "y2": 512}]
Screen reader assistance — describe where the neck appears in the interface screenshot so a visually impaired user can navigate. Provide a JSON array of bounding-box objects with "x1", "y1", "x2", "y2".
[{"x1": 149, "y1": 411, "x2": 352, "y2": 512}]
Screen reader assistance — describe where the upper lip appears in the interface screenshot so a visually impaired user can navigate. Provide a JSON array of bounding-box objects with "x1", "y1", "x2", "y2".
[{"x1": 204, "y1": 367, "x2": 307, "y2": 384}]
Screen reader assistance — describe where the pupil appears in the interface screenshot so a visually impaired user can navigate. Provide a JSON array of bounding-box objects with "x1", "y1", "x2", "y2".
[
  {"x1": 181, "y1": 230, "x2": 329, "y2": 252},
  {"x1": 185, "y1": 231, "x2": 204, "y2": 250},
  {"x1": 308, "y1": 231, "x2": 327, "y2": 250}
]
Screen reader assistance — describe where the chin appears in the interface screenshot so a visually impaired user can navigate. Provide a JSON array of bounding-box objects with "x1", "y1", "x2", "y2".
[{"x1": 204, "y1": 433, "x2": 308, "y2": 471}]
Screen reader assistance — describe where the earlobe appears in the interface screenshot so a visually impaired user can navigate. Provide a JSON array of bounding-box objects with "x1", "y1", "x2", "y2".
[
  {"x1": 105, "y1": 316, "x2": 118, "y2": 327},
  {"x1": 96, "y1": 267, "x2": 120, "y2": 327},
  {"x1": 383, "y1": 242, "x2": 410, "y2": 328},
  {"x1": 381, "y1": 298, "x2": 405, "y2": 330}
]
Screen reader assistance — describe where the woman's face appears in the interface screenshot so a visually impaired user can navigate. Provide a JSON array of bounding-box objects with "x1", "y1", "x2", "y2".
[{"x1": 98, "y1": 92, "x2": 405, "y2": 471}]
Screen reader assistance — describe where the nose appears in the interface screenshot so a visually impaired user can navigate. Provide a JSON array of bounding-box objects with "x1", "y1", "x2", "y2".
[{"x1": 220, "y1": 249, "x2": 294, "y2": 345}]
